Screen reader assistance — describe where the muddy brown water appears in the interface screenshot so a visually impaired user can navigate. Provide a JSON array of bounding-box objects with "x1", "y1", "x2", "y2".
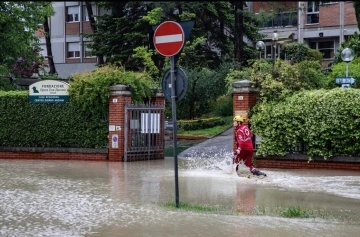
[{"x1": 0, "y1": 156, "x2": 359, "y2": 237}]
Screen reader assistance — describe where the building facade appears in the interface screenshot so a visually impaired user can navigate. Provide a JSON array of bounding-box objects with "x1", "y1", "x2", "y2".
[
  {"x1": 248, "y1": 1, "x2": 358, "y2": 66},
  {"x1": 36, "y1": 1, "x2": 110, "y2": 78}
]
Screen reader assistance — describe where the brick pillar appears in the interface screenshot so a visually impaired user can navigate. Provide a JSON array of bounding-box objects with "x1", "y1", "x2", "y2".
[
  {"x1": 108, "y1": 85, "x2": 132, "y2": 161},
  {"x1": 232, "y1": 80, "x2": 259, "y2": 151}
]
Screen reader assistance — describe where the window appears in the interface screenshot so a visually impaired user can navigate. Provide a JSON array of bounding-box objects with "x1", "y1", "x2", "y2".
[
  {"x1": 82, "y1": 5, "x2": 96, "y2": 21},
  {"x1": 309, "y1": 41, "x2": 334, "y2": 59},
  {"x1": 83, "y1": 43, "x2": 95, "y2": 58},
  {"x1": 265, "y1": 45, "x2": 272, "y2": 59},
  {"x1": 67, "y1": 6, "x2": 79, "y2": 22},
  {"x1": 318, "y1": 41, "x2": 334, "y2": 59},
  {"x1": 67, "y1": 42, "x2": 80, "y2": 58},
  {"x1": 307, "y1": 1, "x2": 319, "y2": 24}
]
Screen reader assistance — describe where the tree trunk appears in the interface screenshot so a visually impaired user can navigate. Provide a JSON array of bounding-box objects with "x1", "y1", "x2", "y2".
[
  {"x1": 85, "y1": 1, "x2": 104, "y2": 64},
  {"x1": 233, "y1": 1, "x2": 244, "y2": 64},
  {"x1": 354, "y1": 2, "x2": 360, "y2": 31},
  {"x1": 43, "y1": 16, "x2": 56, "y2": 74}
]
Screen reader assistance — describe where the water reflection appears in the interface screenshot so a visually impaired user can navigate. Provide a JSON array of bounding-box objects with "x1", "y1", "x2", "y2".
[{"x1": 0, "y1": 158, "x2": 359, "y2": 237}]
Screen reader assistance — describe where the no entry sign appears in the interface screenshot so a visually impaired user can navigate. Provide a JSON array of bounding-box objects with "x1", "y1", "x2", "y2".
[{"x1": 153, "y1": 21, "x2": 184, "y2": 57}]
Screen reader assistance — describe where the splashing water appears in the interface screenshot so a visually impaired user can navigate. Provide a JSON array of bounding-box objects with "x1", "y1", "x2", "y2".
[{"x1": 180, "y1": 146, "x2": 251, "y2": 177}]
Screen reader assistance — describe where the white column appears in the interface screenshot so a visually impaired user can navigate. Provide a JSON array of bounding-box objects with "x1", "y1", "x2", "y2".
[
  {"x1": 298, "y1": 2, "x2": 304, "y2": 43},
  {"x1": 340, "y1": 1, "x2": 345, "y2": 43}
]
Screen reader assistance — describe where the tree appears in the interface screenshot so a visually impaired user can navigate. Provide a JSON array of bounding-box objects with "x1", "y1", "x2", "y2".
[
  {"x1": 233, "y1": 1, "x2": 244, "y2": 63},
  {"x1": 0, "y1": 2, "x2": 53, "y2": 77},
  {"x1": 353, "y1": 2, "x2": 360, "y2": 31},
  {"x1": 42, "y1": 2, "x2": 57, "y2": 75},
  {"x1": 84, "y1": 1, "x2": 104, "y2": 64},
  {"x1": 85, "y1": 2, "x2": 263, "y2": 73}
]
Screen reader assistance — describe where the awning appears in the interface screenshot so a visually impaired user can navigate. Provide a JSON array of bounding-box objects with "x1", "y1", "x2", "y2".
[{"x1": 262, "y1": 32, "x2": 295, "y2": 41}]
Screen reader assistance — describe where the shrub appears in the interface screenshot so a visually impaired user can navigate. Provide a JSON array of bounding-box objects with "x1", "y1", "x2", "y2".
[
  {"x1": 0, "y1": 78, "x2": 21, "y2": 91},
  {"x1": 328, "y1": 58, "x2": 360, "y2": 88},
  {"x1": 226, "y1": 59, "x2": 328, "y2": 103},
  {"x1": 69, "y1": 64, "x2": 156, "y2": 117},
  {"x1": 0, "y1": 91, "x2": 107, "y2": 148},
  {"x1": 251, "y1": 88, "x2": 360, "y2": 159},
  {"x1": 209, "y1": 94, "x2": 233, "y2": 117},
  {"x1": 178, "y1": 117, "x2": 226, "y2": 131},
  {"x1": 282, "y1": 43, "x2": 323, "y2": 63}
]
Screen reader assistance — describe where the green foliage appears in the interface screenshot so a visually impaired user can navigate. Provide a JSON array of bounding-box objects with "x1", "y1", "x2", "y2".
[
  {"x1": 132, "y1": 46, "x2": 160, "y2": 78},
  {"x1": 0, "y1": 91, "x2": 107, "y2": 148},
  {"x1": 280, "y1": 207, "x2": 314, "y2": 218},
  {"x1": 226, "y1": 59, "x2": 328, "y2": 103},
  {"x1": 69, "y1": 65, "x2": 156, "y2": 117},
  {"x1": 328, "y1": 58, "x2": 360, "y2": 88},
  {"x1": 87, "y1": 2, "x2": 262, "y2": 72},
  {"x1": 282, "y1": 43, "x2": 323, "y2": 63},
  {"x1": 0, "y1": 2, "x2": 54, "y2": 76},
  {"x1": 175, "y1": 62, "x2": 234, "y2": 119},
  {"x1": 209, "y1": 94, "x2": 233, "y2": 117},
  {"x1": 353, "y1": 2, "x2": 360, "y2": 41},
  {"x1": 0, "y1": 78, "x2": 21, "y2": 91},
  {"x1": 178, "y1": 117, "x2": 226, "y2": 131},
  {"x1": 251, "y1": 88, "x2": 360, "y2": 159},
  {"x1": 334, "y1": 31, "x2": 360, "y2": 64}
]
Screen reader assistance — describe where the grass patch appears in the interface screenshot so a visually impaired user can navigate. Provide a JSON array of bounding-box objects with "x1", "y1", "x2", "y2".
[
  {"x1": 178, "y1": 116, "x2": 233, "y2": 137},
  {"x1": 280, "y1": 206, "x2": 314, "y2": 218},
  {"x1": 159, "y1": 202, "x2": 333, "y2": 220},
  {"x1": 179, "y1": 124, "x2": 232, "y2": 137},
  {"x1": 159, "y1": 201, "x2": 231, "y2": 214},
  {"x1": 253, "y1": 206, "x2": 332, "y2": 219}
]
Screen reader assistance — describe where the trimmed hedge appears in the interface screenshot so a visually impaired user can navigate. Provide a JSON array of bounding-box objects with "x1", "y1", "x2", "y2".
[
  {"x1": 178, "y1": 117, "x2": 226, "y2": 130},
  {"x1": 251, "y1": 88, "x2": 360, "y2": 159},
  {"x1": 0, "y1": 91, "x2": 107, "y2": 148}
]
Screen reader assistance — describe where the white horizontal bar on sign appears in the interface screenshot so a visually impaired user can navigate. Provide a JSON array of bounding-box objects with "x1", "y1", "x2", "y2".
[{"x1": 155, "y1": 34, "x2": 182, "y2": 44}]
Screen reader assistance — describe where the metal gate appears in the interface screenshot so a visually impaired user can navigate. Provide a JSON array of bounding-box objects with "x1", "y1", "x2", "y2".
[{"x1": 124, "y1": 102, "x2": 165, "y2": 161}]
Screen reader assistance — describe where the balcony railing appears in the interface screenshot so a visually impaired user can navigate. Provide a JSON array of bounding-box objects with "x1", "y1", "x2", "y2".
[{"x1": 260, "y1": 11, "x2": 298, "y2": 28}]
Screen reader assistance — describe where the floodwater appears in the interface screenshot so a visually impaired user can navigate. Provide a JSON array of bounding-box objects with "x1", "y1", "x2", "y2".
[{"x1": 0, "y1": 152, "x2": 360, "y2": 237}]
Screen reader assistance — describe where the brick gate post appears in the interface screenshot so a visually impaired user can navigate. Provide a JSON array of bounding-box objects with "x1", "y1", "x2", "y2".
[
  {"x1": 108, "y1": 85, "x2": 132, "y2": 161},
  {"x1": 232, "y1": 80, "x2": 259, "y2": 151}
]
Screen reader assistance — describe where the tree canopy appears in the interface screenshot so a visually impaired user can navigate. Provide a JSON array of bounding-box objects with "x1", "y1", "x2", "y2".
[
  {"x1": 0, "y1": 1, "x2": 54, "y2": 77},
  {"x1": 84, "y1": 1, "x2": 263, "y2": 77}
]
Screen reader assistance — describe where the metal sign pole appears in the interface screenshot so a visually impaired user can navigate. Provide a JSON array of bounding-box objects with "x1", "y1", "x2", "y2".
[{"x1": 170, "y1": 55, "x2": 179, "y2": 208}]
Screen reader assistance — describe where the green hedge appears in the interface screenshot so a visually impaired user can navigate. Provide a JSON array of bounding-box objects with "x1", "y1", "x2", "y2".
[
  {"x1": 178, "y1": 117, "x2": 226, "y2": 130},
  {"x1": 0, "y1": 91, "x2": 107, "y2": 148},
  {"x1": 251, "y1": 88, "x2": 360, "y2": 159}
]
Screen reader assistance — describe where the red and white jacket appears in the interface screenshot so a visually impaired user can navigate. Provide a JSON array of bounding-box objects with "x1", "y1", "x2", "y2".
[{"x1": 235, "y1": 124, "x2": 253, "y2": 151}]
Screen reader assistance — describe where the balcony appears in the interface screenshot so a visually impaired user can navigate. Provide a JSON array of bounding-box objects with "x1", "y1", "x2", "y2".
[{"x1": 260, "y1": 11, "x2": 298, "y2": 28}]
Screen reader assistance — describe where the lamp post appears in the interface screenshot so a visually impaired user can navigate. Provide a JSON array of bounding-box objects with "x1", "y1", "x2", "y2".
[
  {"x1": 341, "y1": 47, "x2": 354, "y2": 77},
  {"x1": 255, "y1": 41, "x2": 265, "y2": 59},
  {"x1": 272, "y1": 32, "x2": 279, "y2": 71}
]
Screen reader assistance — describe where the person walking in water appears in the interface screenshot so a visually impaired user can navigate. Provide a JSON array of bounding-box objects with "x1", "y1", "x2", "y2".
[{"x1": 233, "y1": 115, "x2": 266, "y2": 176}]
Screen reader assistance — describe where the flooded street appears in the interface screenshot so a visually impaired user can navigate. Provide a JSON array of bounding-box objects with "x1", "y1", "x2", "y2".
[{"x1": 0, "y1": 154, "x2": 360, "y2": 237}]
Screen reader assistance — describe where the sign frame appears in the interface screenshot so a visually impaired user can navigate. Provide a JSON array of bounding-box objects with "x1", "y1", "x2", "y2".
[{"x1": 153, "y1": 21, "x2": 185, "y2": 57}]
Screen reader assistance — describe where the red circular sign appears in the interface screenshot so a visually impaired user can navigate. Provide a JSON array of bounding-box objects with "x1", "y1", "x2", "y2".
[{"x1": 153, "y1": 21, "x2": 184, "y2": 57}]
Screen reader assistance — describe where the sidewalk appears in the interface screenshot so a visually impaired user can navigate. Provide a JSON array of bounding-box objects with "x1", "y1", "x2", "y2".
[{"x1": 177, "y1": 128, "x2": 233, "y2": 158}]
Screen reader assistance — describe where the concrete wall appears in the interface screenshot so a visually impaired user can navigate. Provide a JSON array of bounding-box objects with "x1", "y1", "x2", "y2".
[{"x1": 55, "y1": 62, "x2": 96, "y2": 78}]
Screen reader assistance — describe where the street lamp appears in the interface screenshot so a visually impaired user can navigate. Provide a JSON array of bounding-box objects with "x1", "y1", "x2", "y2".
[
  {"x1": 272, "y1": 32, "x2": 279, "y2": 70},
  {"x1": 341, "y1": 47, "x2": 354, "y2": 77},
  {"x1": 255, "y1": 41, "x2": 265, "y2": 59}
]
